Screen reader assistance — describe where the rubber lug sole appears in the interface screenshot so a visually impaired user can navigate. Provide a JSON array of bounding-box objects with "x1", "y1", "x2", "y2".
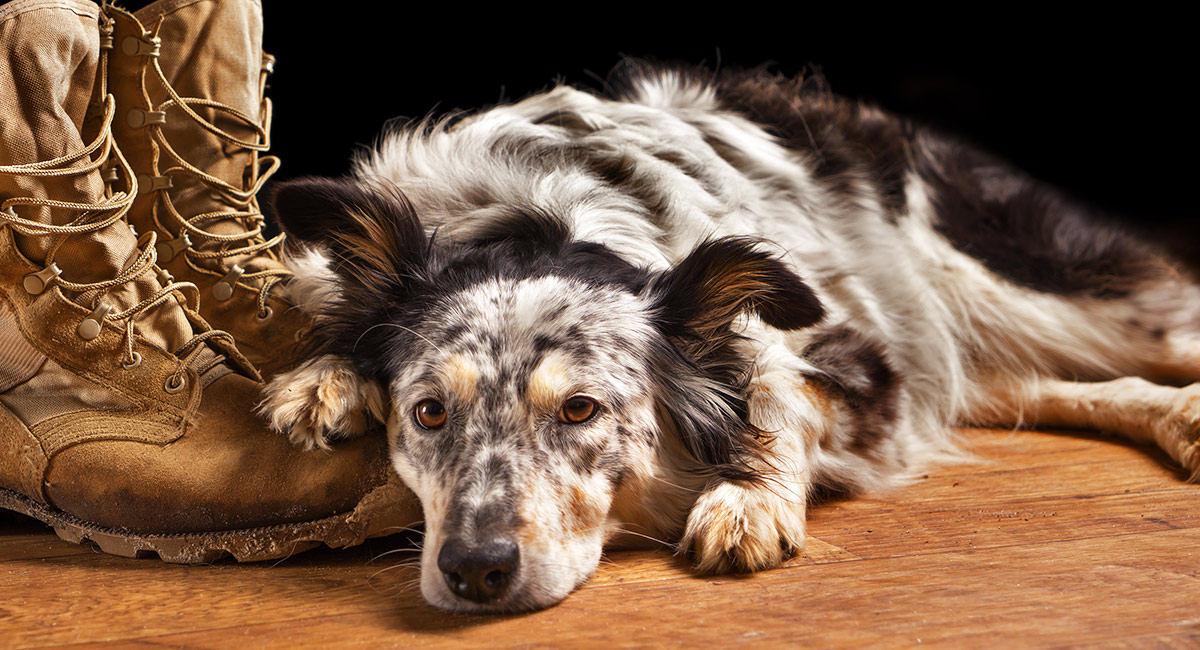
[{"x1": 0, "y1": 479, "x2": 419, "y2": 563}]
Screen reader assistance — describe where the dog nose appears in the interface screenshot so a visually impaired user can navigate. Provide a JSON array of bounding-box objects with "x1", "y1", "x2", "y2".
[{"x1": 438, "y1": 537, "x2": 520, "y2": 603}]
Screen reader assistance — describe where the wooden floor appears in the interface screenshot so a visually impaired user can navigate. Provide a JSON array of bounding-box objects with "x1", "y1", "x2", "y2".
[{"x1": 2, "y1": 428, "x2": 1197, "y2": 648}]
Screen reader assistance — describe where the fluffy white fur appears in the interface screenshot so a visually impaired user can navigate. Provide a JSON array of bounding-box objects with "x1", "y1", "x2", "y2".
[{"x1": 262, "y1": 69, "x2": 1200, "y2": 612}]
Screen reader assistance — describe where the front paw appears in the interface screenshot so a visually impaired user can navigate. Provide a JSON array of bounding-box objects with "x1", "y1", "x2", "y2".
[
  {"x1": 680, "y1": 480, "x2": 806, "y2": 574},
  {"x1": 257, "y1": 355, "x2": 387, "y2": 450},
  {"x1": 1171, "y1": 384, "x2": 1200, "y2": 482}
]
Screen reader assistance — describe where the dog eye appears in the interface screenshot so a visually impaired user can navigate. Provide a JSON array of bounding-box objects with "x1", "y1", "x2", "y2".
[
  {"x1": 558, "y1": 395, "x2": 598, "y2": 424},
  {"x1": 414, "y1": 399, "x2": 447, "y2": 430}
]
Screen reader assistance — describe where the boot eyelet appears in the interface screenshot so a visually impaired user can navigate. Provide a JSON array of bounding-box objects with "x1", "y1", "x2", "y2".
[
  {"x1": 136, "y1": 174, "x2": 174, "y2": 193},
  {"x1": 256, "y1": 306, "x2": 274, "y2": 322},
  {"x1": 122, "y1": 352, "x2": 143, "y2": 370},
  {"x1": 77, "y1": 302, "x2": 113, "y2": 341},
  {"x1": 24, "y1": 263, "x2": 62, "y2": 295},
  {"x1": 121, "y1": 35, "x2": 160, "y2": 57},
  {"x1": 212, "y1": 264, "x2": 245, "y2": 302},
  {"x1": 164, "y1": 374, "x2": 187, "y2": 394},
  {"x1": 156, "y1": 234, "x2": 192, "y2": 263},
  {"x1": 126, "y1": 108, "x2": 166, "y2": 129}
]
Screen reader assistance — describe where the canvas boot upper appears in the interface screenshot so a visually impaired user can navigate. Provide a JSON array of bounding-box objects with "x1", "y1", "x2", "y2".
[
  {"x1": 106, "y1": 0, "x2": 307, "y2": 377},
  {"x1": 1, "y1": 0, "x2": 415, "y2": 559}
]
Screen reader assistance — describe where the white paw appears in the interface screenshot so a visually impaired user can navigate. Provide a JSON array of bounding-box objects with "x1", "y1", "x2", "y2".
[
  {"x1": 1171, "y1": 384, "x2": 1200, "y2": 482},
  {"x1": 257, "y1": 355, "x2": 387, "y2": 451},
  {"x1": 680, "y1": 480, "x2": 807, "y2": 574}
]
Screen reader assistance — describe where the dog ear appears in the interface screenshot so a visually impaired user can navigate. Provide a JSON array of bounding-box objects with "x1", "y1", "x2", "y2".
[
  {"x1": 271, "y1": 176, "x2": 429, "y2": 294},
  {"x1": 271, "y1": 177, "x2": 433, "y2": 386},
  {"x1": 651, "y1": 236, "x2": 824, "y2": 338},
  {"x1": 647, "y1": 237, "x2": 824, "y2": 480}
]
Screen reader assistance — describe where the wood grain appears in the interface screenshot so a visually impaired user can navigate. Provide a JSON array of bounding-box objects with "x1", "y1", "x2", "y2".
[{"x1": 2, "y1": 428, "x2": 1197, "y2": 648}]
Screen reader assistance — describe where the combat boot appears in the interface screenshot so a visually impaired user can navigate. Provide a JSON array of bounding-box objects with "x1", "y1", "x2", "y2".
[
  {"x1": 1, "y1": 0, "x2": 417, "y2": 562},
  {"x1": 105, "y1": 0, "x2": 305, "y2": 377}
]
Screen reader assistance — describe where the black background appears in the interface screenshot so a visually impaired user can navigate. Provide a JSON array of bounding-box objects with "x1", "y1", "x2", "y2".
[{"x1": 259, "y1": 8, "x2": 1194, "y2": 248}]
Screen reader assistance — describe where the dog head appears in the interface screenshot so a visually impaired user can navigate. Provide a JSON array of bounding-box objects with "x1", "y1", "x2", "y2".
[{"x1": 271, "y1": 176, "x2": 823, "y2": 612}]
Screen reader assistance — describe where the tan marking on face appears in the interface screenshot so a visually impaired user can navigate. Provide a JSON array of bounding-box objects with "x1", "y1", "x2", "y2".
[
  {"x1": 566, "y1": 483, "x2": 607, "y2": 535},
  {"x1": 527, "y1": 351, "x2": 572, "y2": 413},
  {"x1": 442, "y1": 354, "x2": 478, "y2": 402}
]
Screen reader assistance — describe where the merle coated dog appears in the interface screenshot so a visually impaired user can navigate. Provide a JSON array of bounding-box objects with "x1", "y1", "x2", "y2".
[{"x1": 259, "y1": 65, "x2": 1200, "y2": 612}]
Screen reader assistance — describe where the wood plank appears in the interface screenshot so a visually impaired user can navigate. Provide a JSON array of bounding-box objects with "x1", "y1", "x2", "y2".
[
  {"x1": 0, "y1": 427, "x2": 1196, "y2": 648},
  {"x1": 51, "y1": 529, "x2": 1200, "y2": 649},
  {"x1": 0, "y1": 512, "x2": 92, "y2": 563}
]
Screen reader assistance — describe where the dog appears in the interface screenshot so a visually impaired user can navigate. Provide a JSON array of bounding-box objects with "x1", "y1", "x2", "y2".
[{"x1": 258, "y1": 63, "x2": 1200, "y2": 613}]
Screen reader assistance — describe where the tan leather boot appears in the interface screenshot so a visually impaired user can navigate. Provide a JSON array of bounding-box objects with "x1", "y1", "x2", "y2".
[
  {"x1": 1, "y1": 0, "x2": 416, "y2": 562},
  {"x1": 105, "y1": 0, "x2": 305, "y2": 377}
]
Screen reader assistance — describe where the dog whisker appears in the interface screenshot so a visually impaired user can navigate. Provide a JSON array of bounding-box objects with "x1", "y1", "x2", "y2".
[
  {"x1": 367, "y1": 562, "x2": 422, "y2": 582},
  {"x1": 369, "y1": 547, "x2": 423, "y2": 563},
  {"x1": 265, "y1": 62, "x2": 1200, "y2": 616},
  {"x1": 360, "y1": 322, "x2": 445, "y2": 356},
  {"x1": 644, "y1": 473, "x2": 704, "y2": 494},
  {"x1": 610, "y1": 527, "x2": 675, "y2": 549},
  {"x1": 371, "y1": 521, "x2": 427, "y2": 536}
]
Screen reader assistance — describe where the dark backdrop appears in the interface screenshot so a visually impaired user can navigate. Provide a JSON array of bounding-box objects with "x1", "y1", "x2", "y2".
[{"x1": 260, "y1": 8, "x2": 1194, "y2": 249}]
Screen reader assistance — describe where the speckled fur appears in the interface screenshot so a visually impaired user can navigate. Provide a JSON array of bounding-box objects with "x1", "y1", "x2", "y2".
[{"x1": 261, "y1": 65, "x2": 1200, "y2": 613}]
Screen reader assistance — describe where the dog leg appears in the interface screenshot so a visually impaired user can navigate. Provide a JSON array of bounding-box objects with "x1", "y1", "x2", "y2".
[
  {"x1": 971, "y1": 377, "x2": 1200, "y2": 481},
  {"x1": 257, "y1": 355, "x2": 388, "y2": 451},
  {"x1": 680, "y1": 368, "x2": 821, "y2": 574},
  {"x1": 1145, "y1": 337, "x2": 1200, "y2": 384}
]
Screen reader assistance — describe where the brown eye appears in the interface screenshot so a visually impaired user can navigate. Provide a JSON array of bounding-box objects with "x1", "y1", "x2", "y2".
[
  {"x1": 559, "y1": 395, "x2": 598, "y2": 424},
  {"x1": 414, "y1": 399, "x2": 447, "y2": 430}
]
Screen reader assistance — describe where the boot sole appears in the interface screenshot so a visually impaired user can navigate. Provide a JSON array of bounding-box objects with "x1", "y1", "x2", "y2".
[{"x1": 0, "y1": 480, "x2": 418, "y2": 563}]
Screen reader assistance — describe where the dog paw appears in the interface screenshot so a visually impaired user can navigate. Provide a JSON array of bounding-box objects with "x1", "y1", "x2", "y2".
[
  {"x1": 257, "y1": 355, "x2": 387, "y2": 451},
  {"x1": 680, "y1": 481, "x2": 806, "y2": 574},
  {"x1": 1172, "y1": 384, "x2": 1200, "y2": 482}
]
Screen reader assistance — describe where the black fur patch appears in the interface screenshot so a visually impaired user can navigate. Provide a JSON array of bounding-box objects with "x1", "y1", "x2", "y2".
[
  {"x1": 451, "y1": 209, "x2": 652, "y2": 295},
  {"x1": 802, "y1": 326, "x2": 899, "y2": 453},
  {"x1": 704, "y1": 67, "x2": 914, "y2": 220},
  {"x1": 912, "y1": 132, "x2": 1167, "y2": 298}
]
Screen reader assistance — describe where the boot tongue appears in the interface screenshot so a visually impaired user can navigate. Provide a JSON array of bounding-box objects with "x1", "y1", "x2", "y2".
[
  {"x1": 0, "y1": 1, "x2": 192, "y2": 355},
  {"x1": 138, "y1": 0, "x2": 288, "y2": 280}
]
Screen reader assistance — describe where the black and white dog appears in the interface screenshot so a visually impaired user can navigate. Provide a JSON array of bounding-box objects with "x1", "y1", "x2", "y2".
[{"x1": 260, "y1": 65, "x2": 1200, "y2": 613}]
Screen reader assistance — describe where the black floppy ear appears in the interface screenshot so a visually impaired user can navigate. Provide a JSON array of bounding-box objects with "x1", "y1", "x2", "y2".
[
  {"x1": 651, "y1": 236, "x2": 824, "y2": 338},
  {"x1": 646, "y1": 237, "x2": 824, "y2": 480},
  {"x1": 271, "y1": 176, "x2": 429, "y2": 293}
]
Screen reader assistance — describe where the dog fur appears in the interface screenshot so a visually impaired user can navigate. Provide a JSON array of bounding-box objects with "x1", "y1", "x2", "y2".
[{"x1": 259, "y1": 64, "x2": 1200, "y2": 613}]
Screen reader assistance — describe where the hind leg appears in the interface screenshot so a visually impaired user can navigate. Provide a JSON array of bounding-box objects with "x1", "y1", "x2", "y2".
[
  {"x1": 1142, "y1": 335, "x2": 1200, "y2": 385},
  {"x1": 969, "y1": 377, "x2": 1200, "y2": 481}
]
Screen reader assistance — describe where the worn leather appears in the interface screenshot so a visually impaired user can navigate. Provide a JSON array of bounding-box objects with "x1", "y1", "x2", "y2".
[
  {"x1": 43, "y1": 370, "x2": 394, "y2": 533},
  {"x1": 1, "y1": 0, "x2": 413, "y2": 538},
  {"x1": 107, "y1": 0, "x2": 309, "y2": 377}
]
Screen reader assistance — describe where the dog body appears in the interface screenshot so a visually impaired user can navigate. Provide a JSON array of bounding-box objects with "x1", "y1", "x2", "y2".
[{"x1": 262, "y1": 67, "x2": 1200, "y2": 612}]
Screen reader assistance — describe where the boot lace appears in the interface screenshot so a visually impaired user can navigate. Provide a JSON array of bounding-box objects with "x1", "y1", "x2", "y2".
[
  {"x1": 0, "y1": 94, "x2": 235, "y2": 386},
  {"x1": 137, "y1": 20, "x2": 289, "y2": 319}
]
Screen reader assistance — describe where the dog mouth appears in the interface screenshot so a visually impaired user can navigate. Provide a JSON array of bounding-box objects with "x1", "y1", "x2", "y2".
[{"x1": 419, "y1": 527, "x2": 603, "y2": 613}]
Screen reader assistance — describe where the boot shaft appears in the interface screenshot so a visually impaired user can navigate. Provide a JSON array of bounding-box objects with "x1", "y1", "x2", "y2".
[
  {"x1": 1, "y1": 0, "x2": 115, "y2": 283},
  {"x1": 0, "y1": 0, "x2": 203, "y2": 355},
  {"x1": 106, "y1": 0, "x2": 306, "y2": 375},
  {"x1": 107, "y1": 0, "x2": 285, "y2": 278}
]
